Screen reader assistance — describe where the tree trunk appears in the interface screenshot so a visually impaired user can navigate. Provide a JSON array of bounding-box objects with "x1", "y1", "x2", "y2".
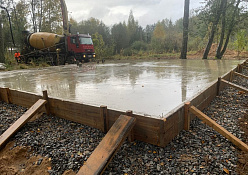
[
  {"x1": 31, "y1": 0, "x2": 37, "y2": 32},
  {"x1": 218, "y1": 0, "x2": 241, "y2": 59},
  {"x1": 39, "y1": 0, "x2": 43, "y2": 32},
  {"x1": 180, "y1": 0, "x2": 190, "y2": 59},
  {"x1": 215, "y1": 0, "x2": 227, "y2": 59},
  {"x1": 202, "y1": 0, "x2": 226, "y2": 59},
  {"x1": 0, "y1": 15, "x2": 5, "y2": 63}
]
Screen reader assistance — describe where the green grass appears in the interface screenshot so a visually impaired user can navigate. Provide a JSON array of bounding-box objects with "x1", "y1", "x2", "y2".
[{"x1": 3, "y1": 52, "x2": 50, "y2": 71}]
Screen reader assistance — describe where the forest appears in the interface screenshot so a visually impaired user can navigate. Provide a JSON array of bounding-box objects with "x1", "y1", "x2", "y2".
[{"x1": 0, "y1": 0, "x2": 248, "y2": 62}]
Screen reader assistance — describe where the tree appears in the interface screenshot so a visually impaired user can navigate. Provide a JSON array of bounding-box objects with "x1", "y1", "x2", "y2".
[
  {"x1": 202, "y1": 0, "x2": 226, "y2": 59},
  {"x1": 234, "y1": 30, "x2": 247, "y2": 57},
  {"x1": 111, "y1": 22, "x2": 129, "y2": 54},
  {"x1": 180, "y1": 0, "x2": 190, "y2": 59},
  {"x1": 152, "y1": 21, "x2": 166, "y2": 53},
  {"x1": 0, "y1": 15, "x2": 5, "y2": 63},
  {"x1": 41, "y1": 0, "x2": 62, "y2": 33},
  {"x1": 215, "y1": 0, "x2": 241, "y2": 59},
  {"x1": 127, "y1": 10, "x2": 138, "y2": 45},
  {"x1": 11, "y1": 0, "x2": 29, "y2": 48},
  {"x1": 92, "y1": 32, "x2": 105, "y2": 60}
]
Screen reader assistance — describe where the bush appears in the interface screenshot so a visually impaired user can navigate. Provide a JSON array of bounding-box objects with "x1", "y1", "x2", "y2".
[{"x1": 131, "y1": 41, "x2": 148, "y2": 51}]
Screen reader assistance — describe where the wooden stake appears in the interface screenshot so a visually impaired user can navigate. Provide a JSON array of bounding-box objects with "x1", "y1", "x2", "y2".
[
  {"x1": 42, "y1": 90, "x2": 50, "y2": 115},
  {"x1": 217, "y1": 77, "x2": 221, "y2": 96},
  {"x1": 189, "y1": 106, "x2": 248, "y2": 152},
  {"x1": 229, "y1": 71, "x2": 234, "y2": 82},
  {"x1": 0, "y1": 99, "x2": 47, "y2": 150},
  {"x1": 184, "y1": 102, "x2": 191, "y2": 131},
  {"x1": 221, "y1": 79, "x2": 248, "y2": 93},
  {"x1": 100, "y1": 105, "x2": 108, "y2": 133},
  {"x1": 126, "y1": 110, "x2": 135, "y2": 142},
  {"x1": 1, "y1": 88, "x2": 11, "y2": 104},
  {"x1": 237, "y1": 64, "x2": 241, "y2": 73},
  {"x1": 77, "y1": 115, "x2": 136, "y2": 175}
]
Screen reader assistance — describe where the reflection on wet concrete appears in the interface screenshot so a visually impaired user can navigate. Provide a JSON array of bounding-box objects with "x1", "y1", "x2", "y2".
[{"x1": 0, "y1": 59, "x2": 243, "y2": 117}]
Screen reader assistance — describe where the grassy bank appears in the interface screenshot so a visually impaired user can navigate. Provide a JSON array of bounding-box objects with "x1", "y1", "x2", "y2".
[{"x1": 2, "y1": 52, "x2": 49, "y2": 71}]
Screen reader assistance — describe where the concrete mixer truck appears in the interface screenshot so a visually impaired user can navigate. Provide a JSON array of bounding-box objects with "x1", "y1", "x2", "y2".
[{"x1": 20, "y1": 0, "x2": 95, "y2": 65}]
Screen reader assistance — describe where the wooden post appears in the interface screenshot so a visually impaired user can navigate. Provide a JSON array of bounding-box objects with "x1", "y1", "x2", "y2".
[
  {"x1": 237, "y1": 64, "x2": 241, "y2": 73},
  {"x1": 42, "y1": 90, "x2": 50, "y2": 115},
  {"x1": 229, "y1": 71, "x2": 234, "y2": 82},
  {"x1": 184, "y1": 102, "x2": 191, "y2": 131},
  {"x1": 189, "y1": 106, "x2": 248, "y2": 152},
  {"x1": 1, "y1": 88, "x2": 11, "y2": 104},
  {"x1": 100, "y1": 105, "x2": 108, "y2": 133},
  {"x1": 217, "y1": 77, "x2": 221, "y2": 96},
  {"x1": 126, "y1": 110, "x2": 135, "y2": 142}
]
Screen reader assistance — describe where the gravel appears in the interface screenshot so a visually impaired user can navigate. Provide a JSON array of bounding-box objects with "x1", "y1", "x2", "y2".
[{"x1": 0, "y1": 67, "x2": 247, "y2": 175}]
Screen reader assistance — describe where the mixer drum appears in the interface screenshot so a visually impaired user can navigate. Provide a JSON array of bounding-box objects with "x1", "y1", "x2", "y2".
[{"x1": 28, "y1": 32, "x2": 64, "y2": 51}]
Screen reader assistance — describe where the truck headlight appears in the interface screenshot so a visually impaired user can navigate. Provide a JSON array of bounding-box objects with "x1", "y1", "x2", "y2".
[
  {"x1": 93, "y1": 55, "x2": 96, "y2": 58},
  {"x1": 83, "y1": 55, "x2": 86, "y2": 58}
]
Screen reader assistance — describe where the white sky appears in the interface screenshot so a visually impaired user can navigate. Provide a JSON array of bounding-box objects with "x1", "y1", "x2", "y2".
[{"x1": 65, "y1": 0, "x2": 203, "y2": 27}]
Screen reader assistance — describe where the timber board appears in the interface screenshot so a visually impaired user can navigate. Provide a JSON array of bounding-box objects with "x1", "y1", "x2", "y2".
[
  {"x1": 163, "y1": 125, "x2": 180, "y2": 146},
  {"x1": 108, "y1": 109, "x2": 163, "y2": 145},
  {"x1": 164, "y1": 110, "x2": 181, "y2": 131},
  {"x1": 0, "y1": 88, "x2": 9, "y2": 103},
  {"x1": 49, "y1": 99, "x2": 100, "y2": 115},
  {"x1": 52, "y1": 109, "x2": 103, "y2": 130}
]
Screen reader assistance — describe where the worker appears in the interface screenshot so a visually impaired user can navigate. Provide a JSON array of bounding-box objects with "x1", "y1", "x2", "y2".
[{"x1": 14, "y1": 51, "x2": 21, "y2": 63}]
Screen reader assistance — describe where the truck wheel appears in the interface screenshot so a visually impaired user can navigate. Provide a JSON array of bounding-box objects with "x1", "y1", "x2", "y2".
[{"x1": 66, "y1": 56, "x2": 76, "y2": 64}]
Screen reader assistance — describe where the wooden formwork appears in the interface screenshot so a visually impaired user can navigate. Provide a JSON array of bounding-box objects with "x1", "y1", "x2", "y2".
[{"x1": 0, "y1": 59, "x2": 247, "y2": 148}]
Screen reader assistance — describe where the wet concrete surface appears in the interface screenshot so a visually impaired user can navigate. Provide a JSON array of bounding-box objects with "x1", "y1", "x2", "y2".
[{"x1": 0, "y1": 59, "x2": 243, "y2": 117}]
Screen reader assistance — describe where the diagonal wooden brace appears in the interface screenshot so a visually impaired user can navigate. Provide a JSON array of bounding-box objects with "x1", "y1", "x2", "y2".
[
  {"x1": 0, "y1": 99, "x2": 47, "y2": 150},
  {"x1": 189, "y1": 106, "x2": 248, "y2": 152}
]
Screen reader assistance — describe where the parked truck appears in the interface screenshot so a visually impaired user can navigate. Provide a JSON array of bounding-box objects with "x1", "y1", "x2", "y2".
[{"x1": 20, "y1": 0, "x2": 95, "y2": 65}]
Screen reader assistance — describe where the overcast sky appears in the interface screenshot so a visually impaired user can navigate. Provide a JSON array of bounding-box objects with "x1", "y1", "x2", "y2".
[{"x1": 65, "y1": 0, "x2": 202, "y2": 27}]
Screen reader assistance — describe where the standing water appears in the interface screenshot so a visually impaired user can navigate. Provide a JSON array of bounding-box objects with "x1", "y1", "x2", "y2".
[{"x1": 0, "y1": 59, "x2": 243, "y2": 117}]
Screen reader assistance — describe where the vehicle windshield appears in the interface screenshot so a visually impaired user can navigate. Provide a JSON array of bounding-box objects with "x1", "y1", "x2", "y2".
[{"x1": 79, "y1": 37, "x2": 93, "y2": 45}]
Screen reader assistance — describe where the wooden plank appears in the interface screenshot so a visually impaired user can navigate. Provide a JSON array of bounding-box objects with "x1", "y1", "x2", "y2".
[
  {"x1": 0, "y1": 99, "x2": 47, "y2": 149},
  {"x1": 189, "y1": 106, "x2": 248, "y2": 152},
  {"x1": 184, "y1": 102, "x2": 190, "y2": 131},
  {"x1": 240, "y1": 65, "x2": 248, "y2": 70},
  {"x1": 49, "y1": 98, "x2": 100, "y2": 116},
  {"x1": 49, "y1": 98, "x2": 101, "y2": 129},
  {"x1": 233, "y1": 71, "x2": 248, "y2": 79},
  {"x1": 0, "y1": 88, "x2": 10, "y2": 103},
  {"x1": 52, "y1": 108, "x2": 102, "y2": 130},
  {"x1": 9, "y1": 90, "x2": 41, "y2": 107},
  {"x1": 108, "y1": 109, "x2": 162, "y2": 146},
  {"x1": 77, "y1": 115, "x2": 136, "y2": 175},
  {"x1": 43, "y1": 90, "x2": 51, "y2": 115},
  {"x1": 191, "y1": 82, "x2": 217, "y2": 110},
  {"x1": 221, "y1": 79, "x2": 248, "y2": 93}
]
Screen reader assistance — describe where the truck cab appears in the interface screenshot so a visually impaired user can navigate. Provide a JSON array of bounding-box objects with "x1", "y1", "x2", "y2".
[{"x1": 67, "y1": 34, "x2": 96, "y2": 62}]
